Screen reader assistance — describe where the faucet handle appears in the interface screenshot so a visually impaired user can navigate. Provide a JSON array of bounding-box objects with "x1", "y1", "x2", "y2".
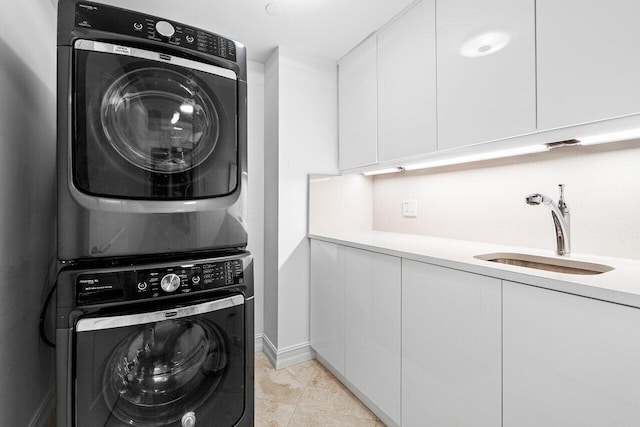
[{"x1": 558, "y1": 184, "x2": 569, "y2": 213}]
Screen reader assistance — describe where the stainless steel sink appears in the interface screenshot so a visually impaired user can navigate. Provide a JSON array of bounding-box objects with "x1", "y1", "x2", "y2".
[{"x1": 474, "y1": 252, "x2": 614, "y2": 275}]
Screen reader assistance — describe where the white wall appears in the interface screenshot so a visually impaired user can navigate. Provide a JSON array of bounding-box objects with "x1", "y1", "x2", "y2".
[
  {"x1": 247, "y1": 60, "x2": 265, "y2": 344},
  {"x1": 0, "y1": 0, "x2": 57, "y2": 425},
  {"x1": 277, "y1": 48, "x2": 339, "y2": 350},
  {"x1": 263, "y1": 52, "x2": 280, "y2": 347},
  {"x1": 263, "y1": 47, "x2": 338, "y2": 363},
  {"x1": 372, "y1": 140, "x2": 640, "y2": 260}
]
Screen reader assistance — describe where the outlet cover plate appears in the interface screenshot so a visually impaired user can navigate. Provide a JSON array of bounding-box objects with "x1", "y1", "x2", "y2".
[{"x1": 402, "y1": 199, "x2": 418, "y2": 217}]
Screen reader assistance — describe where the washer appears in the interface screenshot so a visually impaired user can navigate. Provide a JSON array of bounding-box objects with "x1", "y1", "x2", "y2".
[
  {"x1": 56, "y1": 251, "x2": 254, "y2": 427},
  {"x1": 57, "y1": 0, "x2": 248, "y2": 261}
]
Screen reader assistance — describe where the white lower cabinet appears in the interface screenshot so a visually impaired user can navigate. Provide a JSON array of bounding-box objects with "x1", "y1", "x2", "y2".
[
  {"x1": 345, "y1": 247, "x2": 401, "y2": 425},
  {"x1": 402, "y1": 260, "x2": 502, "y2": 426},
  {"x1": 503, "y1": 281, "x2": 640, "y2": 426},
  {"x1": 311, "y1": 239, "x2": 640, "y2": 427},
  {"x1": 309, "y1": 240, "x2": 346, "y2": 375}
]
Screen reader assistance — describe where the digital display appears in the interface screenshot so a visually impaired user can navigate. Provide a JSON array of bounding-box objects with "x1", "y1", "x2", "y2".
[{"x1": 76, "y1": 259, "x2": 244, "y2": 305}]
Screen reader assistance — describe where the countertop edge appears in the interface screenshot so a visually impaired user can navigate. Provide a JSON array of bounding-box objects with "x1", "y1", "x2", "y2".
[{"x1": 308, "y1": 232, "x2": 640, "y2": 310}]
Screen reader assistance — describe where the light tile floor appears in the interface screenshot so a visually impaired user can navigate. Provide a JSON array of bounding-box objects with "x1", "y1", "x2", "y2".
[{"x1": 255, "y1": 352, "x2": 386, "y2": 427}]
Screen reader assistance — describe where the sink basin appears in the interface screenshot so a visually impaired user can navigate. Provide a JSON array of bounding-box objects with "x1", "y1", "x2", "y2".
[{"x1": 474, "y1": 252, "x2": 614, "y2": 275}]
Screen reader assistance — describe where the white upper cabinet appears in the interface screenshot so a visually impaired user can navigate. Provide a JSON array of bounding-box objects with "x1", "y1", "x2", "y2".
[
  {"x1": 338, "y1": 35, "x2": 378, "y2": 170},
  {"x1": 537, "y1": 0, "x2": 640, "y2": 130},
  {"x1": 436, "y1": 0, "x2": 536, "y2": 151},
  {"x1": 378, "y1": 0, "x2": 437, "y2": 162}
]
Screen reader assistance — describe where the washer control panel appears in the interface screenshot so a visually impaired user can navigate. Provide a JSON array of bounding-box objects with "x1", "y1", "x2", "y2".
[
  {"x1": 76, "y1": 258, "x2": 245, "y2": 305},
  {"x1": 74, "y1": 2, "x2": 237, "y2": 62}
]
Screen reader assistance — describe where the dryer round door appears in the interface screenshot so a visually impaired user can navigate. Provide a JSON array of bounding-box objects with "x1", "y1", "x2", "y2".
[
  {"x1": 73, "y1": 42, "x2": 239, "y2": 200},
  {"x1": 101, "y1": 68, "x2": 219, "y2": 174}
]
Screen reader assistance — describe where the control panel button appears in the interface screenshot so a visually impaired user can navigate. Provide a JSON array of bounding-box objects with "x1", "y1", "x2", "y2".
[
  {"x1": 74, "y1": 3, "x2": 237, "y2": 62},
  {"x1": 160, "y1": 273, "x2": 181, "y2": 292},
  {"x1": 137, "y1": 281, "x2": 148, "y2": 291},
  {"x1": 155, "y1": 20, "x2": 175, "y2": 38},
  {"x1": 191, "y1": 275, "x2": 201, "y2": 285}
]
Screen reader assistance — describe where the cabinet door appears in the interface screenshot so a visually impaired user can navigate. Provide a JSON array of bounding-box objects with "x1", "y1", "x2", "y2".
[
  {"x1": 402, "y1": 260, "x2": 502, "y2": 426},
  {"x1": 338, "y1": 35, "x2": 378, "y2": 170},
  {"x1": 345, "y1": 247, "x2": 401, "y2": 424},
  {"x1": 537, "y1": 0, "x2": 640, "y2": 130},
  {"x1": 309, "y1": 240, "x2": 346, "y2": 375},
  {"x1": 503, "y1": 281, "x2": 640, "y2": 426},
  {"x1": 436, "y1": 0, "x2": 536, "y2": 150},
  {"x1": 378, "y1": 0, "x2": 437, "y2": 162}
]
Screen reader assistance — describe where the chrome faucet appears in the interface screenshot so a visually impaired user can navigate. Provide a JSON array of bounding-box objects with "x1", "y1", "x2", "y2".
[{"x1": 525, "y1": 184, "x2": 571, "y2": 256}]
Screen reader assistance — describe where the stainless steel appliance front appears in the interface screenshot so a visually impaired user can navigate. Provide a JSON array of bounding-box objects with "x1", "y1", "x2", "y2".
[
  {"x1": 55, "y1": 251, "x2": 255, "y2": 427},
  {"x1": 57, "y1": 0, "x2": 248, "y2": 261}
]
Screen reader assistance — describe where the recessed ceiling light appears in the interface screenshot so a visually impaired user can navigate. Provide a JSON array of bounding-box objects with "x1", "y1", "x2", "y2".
[{"x1": 265, "y1": 2, "x2": 283, "y2": 15}]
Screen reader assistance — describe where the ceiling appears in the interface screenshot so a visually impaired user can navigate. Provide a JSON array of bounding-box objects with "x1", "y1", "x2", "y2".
[{"x1": 65, "y1": 0, "x2": 418, "y2": 63}]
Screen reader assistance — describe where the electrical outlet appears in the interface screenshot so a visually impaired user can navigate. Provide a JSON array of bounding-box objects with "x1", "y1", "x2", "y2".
[{"x1": 402, "y1": 199, "x2": 418, "y2": 217}]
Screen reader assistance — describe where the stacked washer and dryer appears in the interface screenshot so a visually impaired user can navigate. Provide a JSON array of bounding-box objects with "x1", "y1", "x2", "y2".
[{"x1": 55, "y1": 1, "x2": 253, "y2": 426}]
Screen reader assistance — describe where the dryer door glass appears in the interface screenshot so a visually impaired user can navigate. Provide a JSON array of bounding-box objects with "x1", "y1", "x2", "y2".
[
  {"x1": 74, "y1": 298, "x2": 245, "y2": 426},
  {"x1": 74, "y1": 48, "x2": 238, "y2": 200},
  {"x1": 101, "y1": 68, "x2": 219, "y2": 174}
]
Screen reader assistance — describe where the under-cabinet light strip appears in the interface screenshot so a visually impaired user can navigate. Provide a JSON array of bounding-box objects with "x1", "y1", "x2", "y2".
[
  {"x1": 578, "y1": 128, "x2": 640, "y2": 146},
  {"x1": 362, "y1": 167, "x2": 404, "y2": 176},
  {"x1": 360, "y1": 127, "x2": 640, "y2": 175},
  {"x1": 403, "y1": 144, "x2": 549, "y2": 171}
]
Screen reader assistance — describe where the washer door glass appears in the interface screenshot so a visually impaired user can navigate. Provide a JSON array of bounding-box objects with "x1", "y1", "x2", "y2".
[
  {"x1": 104, "y1": 319, "x2": 226, "y2": 425},
  {"x1": 74, "y1": 299, "x2": 245, "y2": 427},
  {"x1": 101, "y1": 68, "x2": 218, "y2": 174}
]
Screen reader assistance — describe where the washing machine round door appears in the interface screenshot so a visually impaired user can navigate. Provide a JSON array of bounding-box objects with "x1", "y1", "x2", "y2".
[
  {"x1": 104, "y1": 318, "x2": 227, "y2": 426},
  {"x1": 101, "y1": 68, "x2": 219, "y2": 174}
]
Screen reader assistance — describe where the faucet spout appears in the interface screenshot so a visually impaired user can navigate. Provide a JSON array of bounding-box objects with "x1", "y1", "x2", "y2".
[{"x1": 525, "y1": 186, "x2": 571, "y2": 256}]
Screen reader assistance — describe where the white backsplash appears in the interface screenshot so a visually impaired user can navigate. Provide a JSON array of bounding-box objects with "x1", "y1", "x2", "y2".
[
  {"x1": 372, "y1": 139, "x2": 640, "y2": 260},
  {"x1": 309, "y1": 174, "x2": 373, "y2": 235}
]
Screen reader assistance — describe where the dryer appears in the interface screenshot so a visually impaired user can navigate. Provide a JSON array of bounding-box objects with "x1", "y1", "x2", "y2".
[{"x1": 57, "y1": 1, "x2": 248, "y2": 262}]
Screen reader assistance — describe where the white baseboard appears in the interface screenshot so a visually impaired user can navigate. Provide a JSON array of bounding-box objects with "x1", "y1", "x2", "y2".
[
  {"x1": 261, "y1": 334, "x2": 314, "y2": 370},
  {"x1": 261, "y1": 334, "x2": 278, "y2": 366},
  {"x1": 255, "y1": 333, "x2": 264, "y2": 353},
  {"x1": 29, "y1": 385, "x2": 54, "y2": 427}
]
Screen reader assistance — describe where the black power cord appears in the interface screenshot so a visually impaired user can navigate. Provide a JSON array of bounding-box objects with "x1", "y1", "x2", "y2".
[{"x1": 39, "y1": 282, "x2": 57, "y2": 348}]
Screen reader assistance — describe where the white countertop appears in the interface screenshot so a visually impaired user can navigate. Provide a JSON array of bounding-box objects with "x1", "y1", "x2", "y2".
[{"x1": 309, "y1": 230, "x2": 640, "y2": 309}]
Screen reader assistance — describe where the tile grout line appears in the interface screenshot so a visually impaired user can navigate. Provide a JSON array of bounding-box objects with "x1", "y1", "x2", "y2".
[
  {"x1": 286, "y1": 362, "x2": 317, "y2": 426},
  {"x1": 257, "y1": 353, "x2": 382, "y2": 426}
]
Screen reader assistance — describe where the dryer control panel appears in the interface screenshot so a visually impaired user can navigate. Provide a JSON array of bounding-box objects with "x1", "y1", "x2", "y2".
[
  {"x1": 76, "y1": 258, "x2": 245, "y2": 305},
  {"x1": 74, "y1": 2, "x2": 237, "y2": 62}
]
